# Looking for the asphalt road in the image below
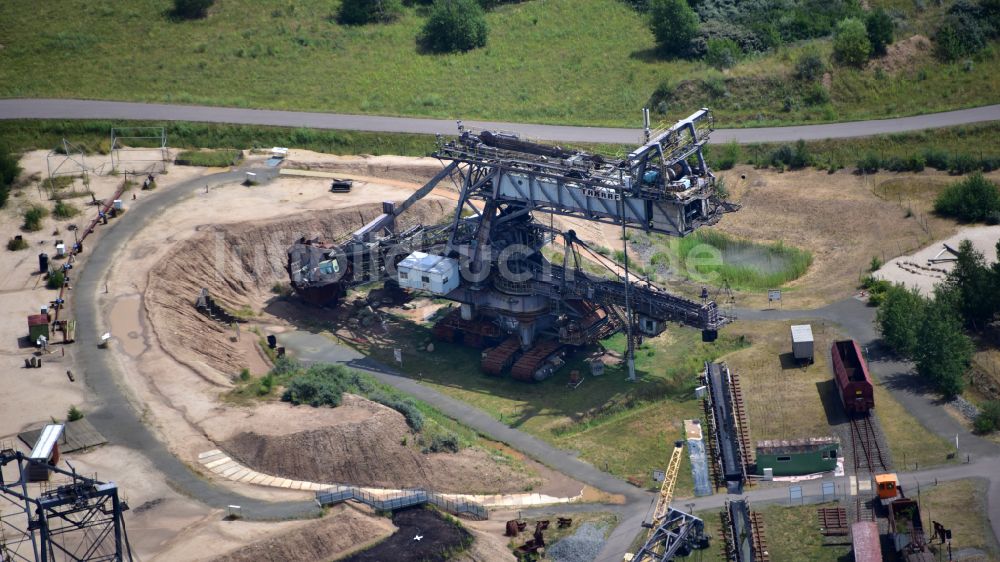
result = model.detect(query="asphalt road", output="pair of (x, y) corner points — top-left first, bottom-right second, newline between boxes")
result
(72, 167), (318, 520)
(1, 98), (999, 144)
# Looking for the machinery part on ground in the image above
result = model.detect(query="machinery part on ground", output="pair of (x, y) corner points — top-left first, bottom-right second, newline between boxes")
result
(704, 362), (748, 493)
(510, 339), (564, 381)
(481, 336), (521, 376)
(721, 498), (770, 562)
(0, 448), (135, 562)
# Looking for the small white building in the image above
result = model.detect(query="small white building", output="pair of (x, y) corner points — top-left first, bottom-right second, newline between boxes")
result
(397, 252), (459, 295)
(791, 324), (814, 364)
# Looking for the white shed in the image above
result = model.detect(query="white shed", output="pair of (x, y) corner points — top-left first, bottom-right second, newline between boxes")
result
(397, 252), (459, 295)
(790, 324), (814, 363)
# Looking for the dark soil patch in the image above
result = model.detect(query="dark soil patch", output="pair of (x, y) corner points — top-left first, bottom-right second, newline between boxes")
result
(344, 507), (472, 562)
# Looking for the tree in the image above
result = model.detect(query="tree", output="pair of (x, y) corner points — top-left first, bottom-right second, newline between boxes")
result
(833, 18), (871, 66)
(172, 0), (214, 19)
(914, 298), (974, 397)
(876, 284), (927, 357)
(865, 8), (894, 56)
(934, 3), (990, 61)
(939, 239), (1000, 329)
(649, 0), (700, 57)
(934, 173), (1000, 222)
(419, 0), (488, 53)
(338, 0), (403, 25)
(0, 144), (20, 209)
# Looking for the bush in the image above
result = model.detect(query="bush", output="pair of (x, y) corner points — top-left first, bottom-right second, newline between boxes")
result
(419, 0), (488, 53)
(22, 205), (48, 232)
(371, 393), (425, 431)
(833, 18), (872, 66)
(934, 12), (989, 61)
(712, 141), (741, 170)
(922, 148), (951, 170)
(423, 433), (460, 453)
(7, 237), (28, 251)
(705, 38), (741, 69)
(0, 145), (20, 209)
(52, 200), (79, 219)
(338, 0), (403, 25)
(649, 0), (700, 57)
(67, 405), (84, 422)
(934, 173), (1000, 222)
(948, 153), (979, 175)
(865, 8), (894, 56)
(47, 268), (64, 290)
(856, 153), (882, 173)
(973, 401), (1000, 434)
(172, 0), (214, 19)
(803, 83), (830, 106)
(794, 48), (826, 81)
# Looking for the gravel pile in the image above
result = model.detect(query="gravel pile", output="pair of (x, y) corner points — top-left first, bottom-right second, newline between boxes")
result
(547, 522), (610, 562)
(951, 396), (980, 421)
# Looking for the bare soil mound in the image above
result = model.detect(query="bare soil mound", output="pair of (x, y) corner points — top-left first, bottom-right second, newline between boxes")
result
(211, 504), (394, 562)
(145, 200), (448, 378)
(223, 394), (537, 494)
(284, 154), (444, 186)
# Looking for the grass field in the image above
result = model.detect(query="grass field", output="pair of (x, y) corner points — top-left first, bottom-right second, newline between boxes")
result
(1, 1), (998, 127)
(694, 501), (851, 562)
(345, 309), (747, 494)
(918, 479), (1000, 559)
(873, 382), (958, 470)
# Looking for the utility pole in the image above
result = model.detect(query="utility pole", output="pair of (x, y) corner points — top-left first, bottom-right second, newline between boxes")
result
(619, 171), (636, 382)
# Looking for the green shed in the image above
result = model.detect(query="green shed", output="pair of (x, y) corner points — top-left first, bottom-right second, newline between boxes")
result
(755, 437), (840, 476)
(28, 314), (49, 342)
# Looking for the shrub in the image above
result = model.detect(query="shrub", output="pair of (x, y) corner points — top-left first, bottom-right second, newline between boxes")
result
(338, 0), (403, 25)
(856, 153), (881, 173)
(371, 393), (425, 431)
(705, 38), (742, 69)
(712, 141), (741, 170)
(649, 0), (700, 57)
(7, 237), (28, 251)
(934, 12), (988, 61)
(833, 18), (872, 66)
(914, 298), (973, 397)
(172, 0), (214, 19)
(973, 401), (1000, 434)
(865, 8), (894, 56)
(0, 145), (20, 209)
(794, 48), (826, 81)
(948, 153), (979, 175)
(934, 173), (1000, 222)
(52, 200), (79, 219)
(803, 83), (830, 106)
(419, 0), (488, 53)
(22, 204), (48, 232)
(423, 433), (460, 453)
(47, 268), (64, 290)
(67, 405), (84, 422)
(922, 148), (950, 170)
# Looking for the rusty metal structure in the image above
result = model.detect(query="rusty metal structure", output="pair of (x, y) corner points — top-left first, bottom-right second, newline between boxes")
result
(287, 109), (737, 381)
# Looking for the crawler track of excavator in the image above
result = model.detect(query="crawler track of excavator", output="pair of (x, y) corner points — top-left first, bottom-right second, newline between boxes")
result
(432, 308), (501, 347)
(511, 339), (564, 382)
(482, 337), (522, 376)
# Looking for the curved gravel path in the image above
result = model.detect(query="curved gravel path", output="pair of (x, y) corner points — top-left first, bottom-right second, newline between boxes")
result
(1, 98), (998, 144)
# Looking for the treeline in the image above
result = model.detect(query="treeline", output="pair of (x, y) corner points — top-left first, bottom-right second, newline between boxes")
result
(0, 144), (20, 209)
(874, 240), (1000, 431)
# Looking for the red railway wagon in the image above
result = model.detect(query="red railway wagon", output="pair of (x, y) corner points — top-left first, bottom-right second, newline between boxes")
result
(831, 339), (874, 413)
(851, 521), (882, 562)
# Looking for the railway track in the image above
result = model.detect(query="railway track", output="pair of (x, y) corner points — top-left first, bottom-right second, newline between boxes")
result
(849, 413), (889, 475)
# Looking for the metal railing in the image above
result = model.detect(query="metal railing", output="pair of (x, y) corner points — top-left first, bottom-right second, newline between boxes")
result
(315, 486), (488, 520)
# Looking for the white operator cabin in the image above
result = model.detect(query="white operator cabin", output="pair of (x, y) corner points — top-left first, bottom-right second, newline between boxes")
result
(397, 252), (460, 295)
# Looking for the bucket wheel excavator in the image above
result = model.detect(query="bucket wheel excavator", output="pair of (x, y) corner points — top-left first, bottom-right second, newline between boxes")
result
(287, 108), (738, 380)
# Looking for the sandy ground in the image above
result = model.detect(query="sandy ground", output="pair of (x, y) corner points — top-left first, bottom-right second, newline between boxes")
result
(873, 224), (1000, 295)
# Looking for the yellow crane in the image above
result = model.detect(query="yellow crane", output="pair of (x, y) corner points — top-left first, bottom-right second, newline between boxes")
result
(624, 440), (693, 562)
